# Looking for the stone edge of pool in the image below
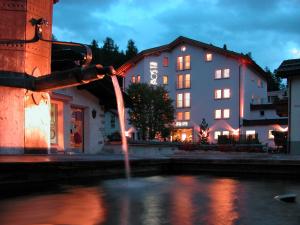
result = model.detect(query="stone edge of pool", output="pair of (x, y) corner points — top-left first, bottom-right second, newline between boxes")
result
(1, 155), (300, 186)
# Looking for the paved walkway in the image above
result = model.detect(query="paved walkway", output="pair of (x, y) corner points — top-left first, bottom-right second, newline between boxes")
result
(0, 151), (300, 163)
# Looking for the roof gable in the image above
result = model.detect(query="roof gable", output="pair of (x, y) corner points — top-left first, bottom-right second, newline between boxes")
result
(117, 36), (266, 79)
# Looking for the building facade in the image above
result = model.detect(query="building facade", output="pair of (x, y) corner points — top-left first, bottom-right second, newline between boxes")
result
(277, 59), (300, 154)
(118, 36), (287, 146)
(49, 87), (106, 154)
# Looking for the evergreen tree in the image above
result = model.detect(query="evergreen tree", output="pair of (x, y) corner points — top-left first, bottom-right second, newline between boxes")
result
(127, 83), (175, 140)
(265, 67), (282, 91)
(198, 118), (210, 144)
(125, 39), (138, 60)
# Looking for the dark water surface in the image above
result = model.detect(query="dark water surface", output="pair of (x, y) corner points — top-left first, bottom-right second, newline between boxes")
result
(0, 175), (300, 225)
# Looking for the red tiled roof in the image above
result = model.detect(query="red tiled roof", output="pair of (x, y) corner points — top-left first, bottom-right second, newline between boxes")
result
(117, 36), (267, 79)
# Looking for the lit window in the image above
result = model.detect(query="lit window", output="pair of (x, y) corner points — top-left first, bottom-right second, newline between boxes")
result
(177, 112), (183, 121)
(177, 56), (183, 70)
(184, 55), (191, 70)
(163, 75), (168, 85)
(181, 46), (186, 52)
(222, 131), (230, 136)
(223, 69), (230, 78)
(223, 89), (231, 98)
(185, 74), (191, 88)
(214, 89), (222, 99)
(206, 53), (212, 62)
(257, 79), (262, 88)
(223, 109), (230, 118)
(131, 75), (136, 83)
(137, 75), (141, 83)
(214, 131), (221, 140)
(184, 111), (190, 120)
(177, 74), (183, 89)
(246, 130), (256, 139)
(184, 93), (190, 107)
(163, 57), (169, 67)
(176, 93), (183, 108)
(215, 69), (222, 79)
(268, 130), (274, 139)
(215, 109), (222, 119)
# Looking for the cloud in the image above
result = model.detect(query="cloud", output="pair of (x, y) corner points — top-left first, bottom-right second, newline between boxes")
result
(53, 0), (300, 70)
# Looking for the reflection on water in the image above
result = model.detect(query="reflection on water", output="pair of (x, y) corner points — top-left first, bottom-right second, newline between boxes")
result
(0, 176), (300, 225)
(0, 187), (106, 225)
(208, 179), (239, 225)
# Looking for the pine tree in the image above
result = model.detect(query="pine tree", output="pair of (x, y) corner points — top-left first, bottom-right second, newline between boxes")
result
(125, 39), (138, 60)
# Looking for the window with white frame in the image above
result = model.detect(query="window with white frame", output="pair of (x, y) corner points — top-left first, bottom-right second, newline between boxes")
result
(184, 111), (190, 120)
(163, 75), (168, 85)
(246, 130), (256, 139)
(214, 131), (221, 140)
(215, 69), (222, 79)
(131, 75), (136, 83)
(177, 112), (183, 121)
(257, 79), (262, 88)
(223, 109), (230, 118)
(185, 74), (191, 88)
(223, 89), (231, 98)
(177, 56), (183, 70)
(177, 55), (191, 70)
(185, 55), (191, 70)
(137, 75), (141, 83)
(176, 93), (183, 108)
(223, 69), (230, 78)
(177, 74), (183, 89)
(268, 130), (274, 139)
(163, 57), (169, 67)
(222, 130), (230, 136)
(214, 89), (222, 99)
(206, 53), (212, 62)
(215, 109), (222, 119)
(184, 93), (190, 107)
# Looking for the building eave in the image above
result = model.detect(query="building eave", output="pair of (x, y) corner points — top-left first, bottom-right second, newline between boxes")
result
(276, 58), (300, 78)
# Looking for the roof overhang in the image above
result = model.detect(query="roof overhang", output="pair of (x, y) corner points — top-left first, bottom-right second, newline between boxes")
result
(276, 58), (300, 78)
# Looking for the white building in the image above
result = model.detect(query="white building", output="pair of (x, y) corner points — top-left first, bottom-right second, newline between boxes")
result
(277, 58), (300, 154)
(49, 87), (106, 154)
(118, 36), (287, 146)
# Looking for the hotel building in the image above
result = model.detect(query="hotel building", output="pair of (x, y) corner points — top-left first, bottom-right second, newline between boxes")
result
(118, 36), (287, 146)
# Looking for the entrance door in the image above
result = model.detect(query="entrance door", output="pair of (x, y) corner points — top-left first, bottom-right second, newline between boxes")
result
(172, 129), (193, 142)
(70, 107), (84, 152)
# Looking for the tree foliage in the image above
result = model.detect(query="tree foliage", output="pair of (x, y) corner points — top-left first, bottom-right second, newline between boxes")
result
(197, 118), (210, 144)
(125, 39), (138, 61)
(265, 67), (282, 91)
(90, 37), (138, 68)
(127, 83), (175, 140)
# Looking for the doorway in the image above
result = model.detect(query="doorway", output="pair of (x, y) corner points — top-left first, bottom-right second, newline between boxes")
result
(70, 107), (84, 152)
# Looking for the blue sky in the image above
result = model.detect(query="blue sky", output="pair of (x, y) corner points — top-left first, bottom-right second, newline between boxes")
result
(53, 0), (300, 71)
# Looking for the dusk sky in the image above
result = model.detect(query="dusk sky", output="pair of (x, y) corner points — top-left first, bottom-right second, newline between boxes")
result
(53, 0), (300, 71)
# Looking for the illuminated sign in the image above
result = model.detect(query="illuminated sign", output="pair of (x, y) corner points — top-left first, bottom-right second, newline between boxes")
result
(149, 62), (158, 85)
(175, 121), (188, 127)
